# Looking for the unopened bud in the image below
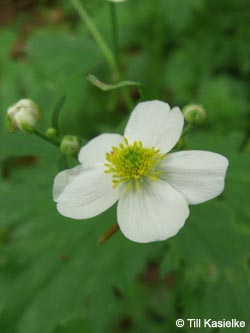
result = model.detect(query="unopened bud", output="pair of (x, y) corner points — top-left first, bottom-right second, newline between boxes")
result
(6, 99), (41, 133)
(46, 127), (58, 139)
(60, 135), (81, 157)
(182, 104), (206, 125)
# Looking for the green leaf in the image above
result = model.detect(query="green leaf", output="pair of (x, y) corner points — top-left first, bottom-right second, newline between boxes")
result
(86, 74), (142, 91)
(53, 316), (91, 333)
(87, 74), (158, 101)
(0, 143), (163, 333)
(160, 132), (250, 324)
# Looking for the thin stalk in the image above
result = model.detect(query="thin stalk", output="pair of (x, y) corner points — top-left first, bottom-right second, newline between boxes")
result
(182, 124), (192, 136)
(109, 2), (119, 66)
(108, 2), (133, 110)
(123, 90), (133, 110)
(33, 129), (60, 147)
(71, 0), (119, 76)
(71, 0), (133, 110)
(239, 129), (250, 152)
(98, 223), (119, 244)
(238, 112), (250, 152)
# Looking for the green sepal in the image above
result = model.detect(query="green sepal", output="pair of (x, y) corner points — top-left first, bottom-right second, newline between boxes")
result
(5, 115), (16, 133)
(18, 120), (35, 133)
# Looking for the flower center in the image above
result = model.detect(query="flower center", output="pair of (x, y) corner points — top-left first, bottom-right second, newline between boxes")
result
(104, 138), (166, 190)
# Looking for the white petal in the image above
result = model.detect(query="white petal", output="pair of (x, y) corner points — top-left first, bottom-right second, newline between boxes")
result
(124, 100), (184, 153)
(78, 133), (123, 165)
(159, 150), (229, 205)
(53, 165), (84, 201)
(117, 180), (189, 243)
(54, 165), (118, 219)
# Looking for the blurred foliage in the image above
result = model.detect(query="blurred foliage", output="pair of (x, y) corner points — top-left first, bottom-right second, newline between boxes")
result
(0, 0), (249, 332)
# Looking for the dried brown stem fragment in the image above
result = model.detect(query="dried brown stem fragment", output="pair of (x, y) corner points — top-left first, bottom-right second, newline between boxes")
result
(98, 223), (119, 244)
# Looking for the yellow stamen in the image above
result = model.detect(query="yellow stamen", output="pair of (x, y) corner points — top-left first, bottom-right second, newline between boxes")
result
(104, 138), (166, 190)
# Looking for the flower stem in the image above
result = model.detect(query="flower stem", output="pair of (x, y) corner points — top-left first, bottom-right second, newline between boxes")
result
(182, 124), (192, 136)
(238, 112), (250, 152)
(239, 129), (250, 152)
(98, 223), (119, 244)
(109, 2), (134, 110)
(109, 3), (119, 66)
(71, 0), (119, 77)
(71, 0), (133, 111)
(33, 129), (60, 147)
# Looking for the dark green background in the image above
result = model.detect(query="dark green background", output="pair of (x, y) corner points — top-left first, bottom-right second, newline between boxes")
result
(0, 1), (249, 332)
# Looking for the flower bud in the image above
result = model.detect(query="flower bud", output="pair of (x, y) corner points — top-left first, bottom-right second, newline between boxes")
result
(46, 127), (58, 139)
(182, 104), (206, 125)
(6, 99), (41, 133)
(60, 135), (81, 157)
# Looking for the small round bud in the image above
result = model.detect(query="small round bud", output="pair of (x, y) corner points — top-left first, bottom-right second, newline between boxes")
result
(182, 104), (206, 125)
(46, 127), (58, 139)
(6, 99), (41, 133)
(60, 135), (81, 157)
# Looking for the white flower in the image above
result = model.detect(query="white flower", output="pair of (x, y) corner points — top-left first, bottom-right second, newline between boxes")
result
(6, 99), (40, 133)
(53, 100), (229, 243)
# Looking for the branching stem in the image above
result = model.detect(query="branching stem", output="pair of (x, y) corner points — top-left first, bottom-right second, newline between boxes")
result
(33, 129), (60, 147)
(71, 0), (133, 110)
(71, 0), (119, 76)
